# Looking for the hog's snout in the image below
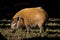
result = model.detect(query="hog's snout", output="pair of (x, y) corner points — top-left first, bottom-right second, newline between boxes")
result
(11, 23), (16, 29)
(10, 23), (17, 33)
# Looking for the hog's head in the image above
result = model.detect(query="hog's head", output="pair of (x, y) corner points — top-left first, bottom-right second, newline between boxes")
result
(10, 16), (24, 33)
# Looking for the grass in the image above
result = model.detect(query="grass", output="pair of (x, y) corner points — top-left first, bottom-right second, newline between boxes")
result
(0, 27), (60, 40)
(0, 18), (60, 40)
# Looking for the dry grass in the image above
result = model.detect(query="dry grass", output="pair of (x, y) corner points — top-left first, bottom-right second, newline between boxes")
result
(0, 28), (60, 40)
(0, 18), (60, 40)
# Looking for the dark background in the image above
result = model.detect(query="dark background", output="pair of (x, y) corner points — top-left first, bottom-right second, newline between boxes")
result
(0, 0), (60, 40)
(0, 0), (60, 19)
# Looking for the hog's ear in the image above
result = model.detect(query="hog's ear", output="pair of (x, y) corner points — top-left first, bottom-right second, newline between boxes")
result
(17, 16), (21, 21)
(17, 16), (24, 22)
(17, 17), (19, 20)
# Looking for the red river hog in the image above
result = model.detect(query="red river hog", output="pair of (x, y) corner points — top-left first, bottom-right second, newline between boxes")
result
(10, 7), (48, 33)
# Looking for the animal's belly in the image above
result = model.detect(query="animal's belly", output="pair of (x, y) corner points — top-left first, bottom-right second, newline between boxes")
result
(31, 24), (37, 27)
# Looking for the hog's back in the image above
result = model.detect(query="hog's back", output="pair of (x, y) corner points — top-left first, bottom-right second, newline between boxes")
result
(13, 7), (48, 25)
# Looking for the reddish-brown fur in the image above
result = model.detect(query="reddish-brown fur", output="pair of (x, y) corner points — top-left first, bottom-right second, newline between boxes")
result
(10, 7), (48, 33)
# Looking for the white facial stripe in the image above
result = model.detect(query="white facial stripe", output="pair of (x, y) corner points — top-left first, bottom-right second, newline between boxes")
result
(12, 23), (16, 26)
(11, 23), (16, 29)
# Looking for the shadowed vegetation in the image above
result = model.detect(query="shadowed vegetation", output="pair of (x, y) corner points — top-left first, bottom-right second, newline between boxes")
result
(0, 18), (60, 40)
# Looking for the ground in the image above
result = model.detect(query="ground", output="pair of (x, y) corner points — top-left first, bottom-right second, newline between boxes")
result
(0, 28), (60, 40)
(0, 18), (60, 40)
